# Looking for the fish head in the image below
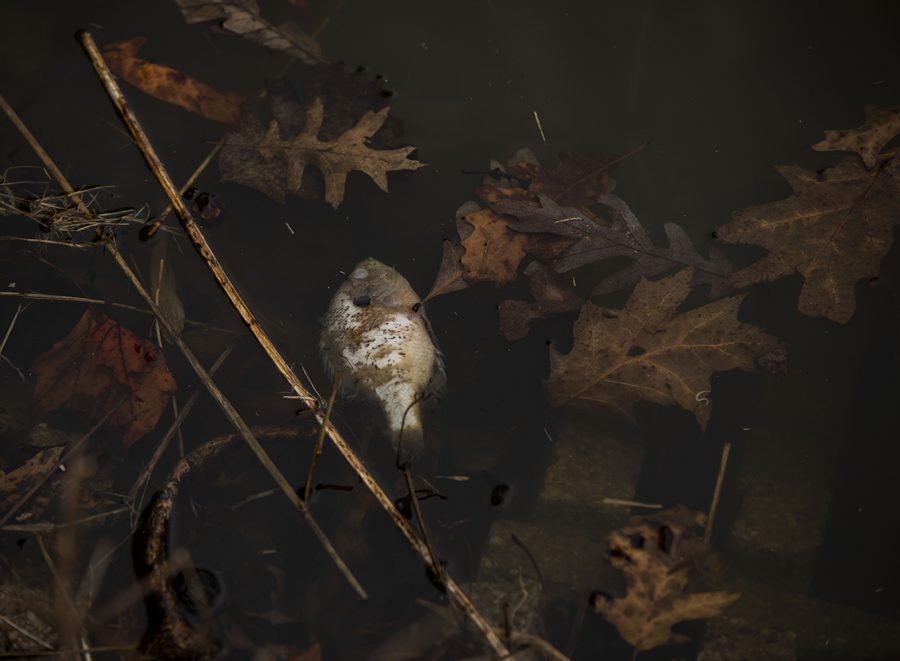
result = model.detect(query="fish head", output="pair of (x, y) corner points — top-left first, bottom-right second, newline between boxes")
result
(345, 257), (420, 309)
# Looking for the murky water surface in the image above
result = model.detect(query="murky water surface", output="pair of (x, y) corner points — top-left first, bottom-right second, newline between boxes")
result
(1, 2), (899, 659)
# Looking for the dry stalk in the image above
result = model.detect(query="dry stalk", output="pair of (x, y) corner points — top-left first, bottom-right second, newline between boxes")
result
(79, 29), (509, 656)
(704, 441), (732, 544)
(302, 374), (340, 502)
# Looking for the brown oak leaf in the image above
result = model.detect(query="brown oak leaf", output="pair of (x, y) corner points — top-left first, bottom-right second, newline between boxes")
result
(32, 310), (177, 449)
(456, 205), (529, 285)
(546, 268), (782, 428)
(592, 507), (739, 653)
(812, 106), (900, 169)
(717, 156), (900, 324)
(103, 37), (243, 124)
(219, 97), (425, 208)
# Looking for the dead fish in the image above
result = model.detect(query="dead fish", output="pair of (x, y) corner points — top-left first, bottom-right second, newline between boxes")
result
(321, 258), (445, 464)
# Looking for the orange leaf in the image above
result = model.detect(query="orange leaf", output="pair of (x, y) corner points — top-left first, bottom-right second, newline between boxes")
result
(103, 37), (243, 124)
(32, 310), (177, 449)
(459, 208), (528, 285)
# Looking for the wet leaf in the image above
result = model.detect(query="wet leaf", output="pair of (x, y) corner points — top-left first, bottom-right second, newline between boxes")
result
(547, 269), (782, 428)
(103, 37), (243, 124)
(422, 239), (468, 303)
(592, 507), (739, 653)
(498, 263), (582, 340)
(456, 205), (529, 285)
(31, 310), (177, 449)
(219, 97), (424, 208)
(496, 194), (734, 298)
(175, 0), (324, 65)
(717, 156), (900, 324)
(0, 447), (64, 518)
(812, 106), (900, 168)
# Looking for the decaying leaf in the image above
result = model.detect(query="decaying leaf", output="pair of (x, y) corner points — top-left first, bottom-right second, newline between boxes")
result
(175, 0), (324, 65)
(32, 310), (177, 449)
(592, 507), (739, 653)
(150, 237), (186, 340)
(717, 156), (900, 324)
(456, 205), (529, 285)
(498, 263), (582, 340)
(219, 97), (424, 208)
(422, 239), (468, 303)
(103, 37), (243, 124)
(547, 268), (782, 428)
(496, 194), (734, 298)
(812, 106), (900, 168)
(0, 447), (64, 520)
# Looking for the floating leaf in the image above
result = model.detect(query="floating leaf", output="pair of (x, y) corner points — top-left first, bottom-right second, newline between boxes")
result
(103, 37), (243, 124)
(457, 205), (529, 285)
(547, 269), (781, 428)
(219, 97), (424, 208)
(422, 239), (468, 303)
(592, 507), (739, 653)
(498, 263), (582, 340)
(812, 106), (900, 168)
(175, 0), (324, 65)
(32, 310), (177, 449)
(717, 156), (900, 324)
(495, 194), (734, 298)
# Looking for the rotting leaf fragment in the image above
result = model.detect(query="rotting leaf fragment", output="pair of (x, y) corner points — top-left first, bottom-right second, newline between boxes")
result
(812, 106), (900, 169)
(546, 268), (782, 428)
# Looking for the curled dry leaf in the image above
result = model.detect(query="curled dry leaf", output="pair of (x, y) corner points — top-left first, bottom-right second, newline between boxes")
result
(498, 263), (582, 340)
(812, 106), (900, 169)
(175, 0), (324, 65)
(547, 268), (782, 428)
(717, 156), (900, 324)
(32, 310), (177, 449)
(592, 506), (739, 653)
(220, 97), (425, 208)
(103, 37), (243, 124)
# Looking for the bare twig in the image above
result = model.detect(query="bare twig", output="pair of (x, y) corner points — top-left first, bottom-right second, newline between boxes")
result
(156, 138), (223, 225)
(601, 498), (664, 509)
(704, 441), (732, 544)
(302, 375), (339, 502)
(80, 29), (508, 656)
(0, 614), (54, 651)
(1, 507), (131, 534)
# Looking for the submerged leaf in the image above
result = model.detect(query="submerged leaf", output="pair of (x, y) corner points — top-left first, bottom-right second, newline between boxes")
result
(103, 37), (243, 124)
(498, 263), (582, 340)
(592, 507), (739, 652)
(717, 156), (900, 323)
(547, 269), (781, 428)
(422, 239), (468, 303)
(219, 97), (425, 208)
(175, 0), (324, 64)
(457, 206), (529, 285)
(32, 310), (177, 448)
(812, 106), (900, 168)
(495, 194), (734, 298)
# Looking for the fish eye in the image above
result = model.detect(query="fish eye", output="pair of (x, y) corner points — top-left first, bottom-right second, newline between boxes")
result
(351, 267), (369, 280)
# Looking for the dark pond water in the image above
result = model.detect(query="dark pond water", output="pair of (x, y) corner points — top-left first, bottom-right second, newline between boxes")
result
(1, 1), (900, 659)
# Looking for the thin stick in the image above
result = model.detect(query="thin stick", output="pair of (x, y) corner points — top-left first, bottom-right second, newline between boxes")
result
(0, 290), (235, 332)
(0, 95), (82, 206)
(0, 303), (25, 355)
(497, 629), (573, 661)
(128, 341), (236, 515)
(302, 375), (339, 502)
(106, 243), (366, 600)
(0, 614), (54, 651)
(2, 87), (366, 603)
(403, 467), (445, 585)
(704, 441), (732, 544)
(156, 138), (223, 224)
(1, 507), (131, 534)
(601, 498), (664, 509)
(80, 29), (508, 656)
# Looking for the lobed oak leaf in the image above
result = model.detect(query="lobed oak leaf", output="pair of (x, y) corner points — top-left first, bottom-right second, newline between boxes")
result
(546, 268), (782, 428)
(495, 194), (734, 298)
(103, 37), (243, 124)
(717, 156), (900, 324)
(219, 97), (425, 208)
(592, 507), (739, 653)
(31, 310), (177, 449)
(812, 106), (900, 169)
